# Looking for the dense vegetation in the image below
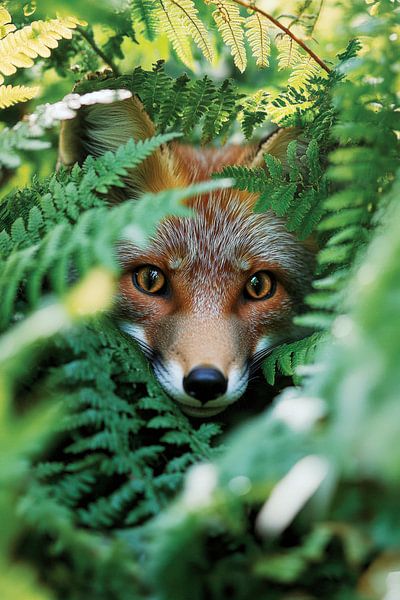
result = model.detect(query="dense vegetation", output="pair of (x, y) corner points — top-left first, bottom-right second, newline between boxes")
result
(0, 0), (399, 599)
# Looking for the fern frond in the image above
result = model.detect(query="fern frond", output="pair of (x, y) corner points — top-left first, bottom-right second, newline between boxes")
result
(285, 189), (314, 233)
(181, 75), (216, 132)
(209, 0), (247, 72)
(276, 34), (302, 70)
(131, 0), (158, 41)
(255, 182), (297, 217)
(245, 12), (270, 68)
(155, 0), (194, 68)
(263, 333), (325, 386)
(202, 78), (238, 142)
(158, 73), (189, 130)
(217, 164), (269, 193)
(169, 0), (215, 62)
(287, 56), (320, 89)
(240, 90), (269, 138)
(0, 16), (81, 84)
(138, 60), (173, 119)
(0, 84), (39, 109)
(222, 138), (326, 239)
(0, 7), (16, 39)
(266, 87), (313, 124)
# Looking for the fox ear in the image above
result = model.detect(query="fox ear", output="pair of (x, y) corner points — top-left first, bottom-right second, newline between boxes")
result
(248, 126), (307, 171)
(58, 94), (188, 197)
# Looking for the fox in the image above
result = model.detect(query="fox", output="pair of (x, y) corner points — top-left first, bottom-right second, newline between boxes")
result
(59, 92), (315, 418)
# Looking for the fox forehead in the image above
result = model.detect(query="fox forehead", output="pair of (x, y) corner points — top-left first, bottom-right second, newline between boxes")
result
(118, 194), (314, 302)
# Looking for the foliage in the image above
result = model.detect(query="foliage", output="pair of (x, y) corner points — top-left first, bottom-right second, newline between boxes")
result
(0, 6), (81, 109)
(0, 0), (399, 599)
(73, 61), (243, 143)
(0, 132), (229, 541)
(141, 167), (400, 600)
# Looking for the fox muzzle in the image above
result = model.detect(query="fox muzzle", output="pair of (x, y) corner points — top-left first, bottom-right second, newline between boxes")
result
(183, 366), (228, 404)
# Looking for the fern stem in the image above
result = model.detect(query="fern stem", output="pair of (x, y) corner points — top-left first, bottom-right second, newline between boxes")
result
(77, 26), (120, 76)
(231, 0), (331, 73)
(307, 0), (324, 37)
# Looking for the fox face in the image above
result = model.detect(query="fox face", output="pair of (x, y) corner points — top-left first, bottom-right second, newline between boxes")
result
(60, 94), (314, 417)
(117, 196), (313, 416)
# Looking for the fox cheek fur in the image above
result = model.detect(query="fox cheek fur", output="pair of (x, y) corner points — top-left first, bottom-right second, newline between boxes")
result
(59, 93), (315, 417)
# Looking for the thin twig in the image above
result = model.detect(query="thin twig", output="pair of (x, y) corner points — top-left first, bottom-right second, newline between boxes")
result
(231, 0), (331, 73)
(77, 26), (120, 76)
(309, 0), (324, 37)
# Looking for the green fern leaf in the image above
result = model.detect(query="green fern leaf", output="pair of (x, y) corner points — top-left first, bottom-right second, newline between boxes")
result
(324, 189), (364, 211)
(81, 132), (180, 194)
(325, 226), (363, 246)
(182, 76), (216, 132)
(264, 154), (284, 181)
(158, 73), (189, 131)
(285, 189), (314, 233)
(131, 0), (158, 40)
(217, 164), (268, 193)
(139, 61), (173, 119)
(202, 78), (239, 142)
(240, 90), (269, 138)
(318, 243), (354, 266)
(318, 208), (365, 231)
(255, 182), (297, 216)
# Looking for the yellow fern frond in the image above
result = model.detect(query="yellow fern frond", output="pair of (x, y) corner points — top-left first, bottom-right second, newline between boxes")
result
(0, 84), (39, 109)
(0, 7), (16, 39)
(287, 56), (320, 89)
(276, 34), (302, 70)
(245, 12), (270, 68)
(169, 0), (215, 62)
(0, 16), (81, 84)
(155, 0), (194, 68)
(208, 0), (246, 72)
(266, 97), (313, 124)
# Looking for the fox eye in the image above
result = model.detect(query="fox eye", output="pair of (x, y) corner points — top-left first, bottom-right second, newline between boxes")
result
(133, 265), (167, 295)
(244, 271), (276, 300)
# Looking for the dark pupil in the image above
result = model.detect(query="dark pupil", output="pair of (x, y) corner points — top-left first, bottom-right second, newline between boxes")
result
(145, 268), (159, 291)
(250, 274), (263, 296)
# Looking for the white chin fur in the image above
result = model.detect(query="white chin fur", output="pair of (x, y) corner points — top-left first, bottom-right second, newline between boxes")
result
(153, 360), (249, 415)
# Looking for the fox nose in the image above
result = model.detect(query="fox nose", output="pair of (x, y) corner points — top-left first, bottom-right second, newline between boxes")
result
(183, 367), (228, 404)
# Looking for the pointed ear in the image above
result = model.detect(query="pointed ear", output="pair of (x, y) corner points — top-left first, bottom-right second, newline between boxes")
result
(248, 126), (307, 171)
(58, 94), (188, 197)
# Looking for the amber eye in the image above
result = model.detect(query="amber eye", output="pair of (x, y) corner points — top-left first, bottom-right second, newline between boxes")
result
(244, 271), (276, 300)
(133, 265), (167, 295)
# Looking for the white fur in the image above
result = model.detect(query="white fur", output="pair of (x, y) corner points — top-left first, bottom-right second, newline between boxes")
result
(254, 335), (274, 355)
(120, 322), (148, 346)
(154, 359), (249, 414)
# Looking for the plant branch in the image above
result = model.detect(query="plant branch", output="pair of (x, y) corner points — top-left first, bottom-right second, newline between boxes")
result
(77, 26), (120, 76)
(231, 0), (331, 73)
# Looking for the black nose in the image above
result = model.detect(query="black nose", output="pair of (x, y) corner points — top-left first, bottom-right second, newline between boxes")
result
(183, 367), (228, 404)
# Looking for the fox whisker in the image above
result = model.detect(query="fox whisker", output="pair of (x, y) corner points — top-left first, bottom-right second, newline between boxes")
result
(135, 338), (156, 361)
(249, 338), (291, 374)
